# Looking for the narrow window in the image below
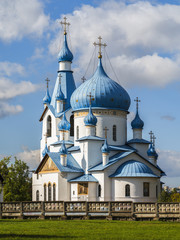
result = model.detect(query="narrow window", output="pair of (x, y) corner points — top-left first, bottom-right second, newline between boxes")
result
(47, 116), (52, 137)
(76, 126), (79, 139)
(70, 115), (74, 136)
(36, 190), (39, 201)
(48, 183), (51, 201)
(53, 183), (56, 201)
(98, 184), (101, 197)
(125, 184), (130, 197)
(113, 125), (117, 141)
(143, 182), (150, 197)
(156, 185), (158, 198)
(44, 184), (46, 201)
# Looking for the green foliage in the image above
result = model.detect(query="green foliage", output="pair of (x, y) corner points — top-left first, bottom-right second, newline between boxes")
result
(158, 189), (180, 202)
(0, 157), (32, 202)
(171, 192), (180, 202)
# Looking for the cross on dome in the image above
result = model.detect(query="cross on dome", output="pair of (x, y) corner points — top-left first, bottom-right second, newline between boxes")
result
(149, 131), (153, 142)
(81, 76), (86, 83)
(152, 134), (156, 147)
(45, 77), (50, 89)
(134, 97), (141, 111)
(60, 17), (70, 35)
(103, 126), (109, 139)
(87, 92), (94, 106)
(93, 36), (107, 59)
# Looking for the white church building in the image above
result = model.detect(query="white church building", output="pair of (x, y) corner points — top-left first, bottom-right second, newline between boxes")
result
(32, 18), (165, 203)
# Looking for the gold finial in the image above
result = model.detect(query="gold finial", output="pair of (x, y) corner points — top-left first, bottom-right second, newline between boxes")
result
(81, 76), (86, 83)
(134, 97), (141, 111)
(93, 36), (107, 58)
(45, 77), (50, 89)
(103, 126), (109, 139)
(60, 16), (70, 35)
(58, 73), (62, 85)
(149, 131), (153, 142)
(152, 134), (156, 147)
(87, 92), (94, 106)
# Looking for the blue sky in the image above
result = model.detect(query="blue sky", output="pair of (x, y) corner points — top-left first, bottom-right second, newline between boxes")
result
(0, 0), (180, 187)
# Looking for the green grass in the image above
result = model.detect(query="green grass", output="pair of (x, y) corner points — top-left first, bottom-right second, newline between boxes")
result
(0, 219), (180, 240)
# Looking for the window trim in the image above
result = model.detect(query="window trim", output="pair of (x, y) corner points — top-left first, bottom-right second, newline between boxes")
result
(143, 182), (150, 197)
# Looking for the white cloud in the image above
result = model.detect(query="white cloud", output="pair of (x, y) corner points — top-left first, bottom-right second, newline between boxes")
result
(49, 1), (180, 87)
(31, 48), (44, 60)
(161, 115), (175, 121)
(0, 61), (25, 77)
(16, 147), (40, 170)
(0, 0), (49, 42)
(0, 101), (23, 118)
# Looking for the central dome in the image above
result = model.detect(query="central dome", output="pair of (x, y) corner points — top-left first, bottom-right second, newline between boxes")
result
(70, 58), (130, 111)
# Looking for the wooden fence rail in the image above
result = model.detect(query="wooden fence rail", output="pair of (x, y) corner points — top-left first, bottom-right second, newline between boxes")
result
(0, 201), (179, 220)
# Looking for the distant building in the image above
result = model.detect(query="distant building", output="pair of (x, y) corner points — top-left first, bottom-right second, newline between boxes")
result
(32, 18), (165, 202)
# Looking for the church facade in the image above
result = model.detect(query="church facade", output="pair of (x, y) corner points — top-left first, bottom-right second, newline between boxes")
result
(32, 18), (165, 203)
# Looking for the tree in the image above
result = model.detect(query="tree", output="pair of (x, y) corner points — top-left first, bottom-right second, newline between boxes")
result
(171, 192), (180, 202)
(158, 190), (172, 202)
(0, 157), (32, 202)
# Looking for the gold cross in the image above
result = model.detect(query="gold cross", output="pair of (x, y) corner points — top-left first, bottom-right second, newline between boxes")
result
(81, 76), (86, 83)
(87, 92), (94, 106)
(93, 36), (107, 58)
(60, 17), (70, 35)
(58, 73), (62, 85)
(152, 134), (156, 147)
(134, 97), (141, 111)
(45, 77), (50, 89)
(149, 131), (153, 142)
(103, 127), (109, 139)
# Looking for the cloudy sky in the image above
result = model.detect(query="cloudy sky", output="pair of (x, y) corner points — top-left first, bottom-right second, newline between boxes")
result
(0, 0), (180, 187)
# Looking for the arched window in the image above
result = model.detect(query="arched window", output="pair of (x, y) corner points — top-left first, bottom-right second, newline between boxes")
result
(36, 190), (39, 201)
(48, 183), (51, 201)
(98, 184), (101, 197)
(70, 115), (74, 136)
(113, 125), (117, 141)
(47, 116), (52, 137)
(44, 184), (46, 201)
(53, 183), (56, 201)
(125, 184), (130, 197)
(76, 126), (79, 139)
(143, 182), (150, 197)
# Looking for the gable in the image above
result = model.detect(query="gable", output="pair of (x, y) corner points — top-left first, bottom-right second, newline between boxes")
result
(38, 156), (59, 173)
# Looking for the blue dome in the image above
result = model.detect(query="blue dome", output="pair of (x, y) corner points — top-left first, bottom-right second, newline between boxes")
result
(147, 143), (158, 159)
(84, 105), (97, 126)
(43, 88), (51, 105)
(131, 111), (144, 129)
(58, 113), (71, 131)
(56, 79), (64, 101)
(58, 34), (73, 62)
(70, 58), (131, 111)
(101, 139), (110, 153)
(59, 141), (67, 155)
(110, 160), (157, 177)
(42, 144), (49, 157)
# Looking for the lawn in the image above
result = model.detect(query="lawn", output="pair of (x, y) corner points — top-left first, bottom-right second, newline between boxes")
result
(0, 219), (180, 240)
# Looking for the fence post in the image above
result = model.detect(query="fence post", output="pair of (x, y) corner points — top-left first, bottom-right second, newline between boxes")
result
(40, 201), (45, 219)
(0, 202), (2, 219)
(106, 202), (112, 220)
(154, 202), (159, 220)
(61, 201), (67, 220)
(19, 202), (24, 219)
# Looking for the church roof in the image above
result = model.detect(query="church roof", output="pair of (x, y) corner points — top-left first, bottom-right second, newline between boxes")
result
(58, 33), (73, 62)
(68, 174), (98, 182)
(70, 58), (131, 111)
(76, 136), (105, 142)
(127, 139), (151, 144)
(51, 140), (74, 146)
(109, 160), (158, 178)
(131, 111), (144, 129)
(42, 144), (49, 157)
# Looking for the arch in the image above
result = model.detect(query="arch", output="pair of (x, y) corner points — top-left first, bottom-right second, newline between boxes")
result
(48, 183), (51, 201)
(36, 190), (39, 201)
(47, 115), (52, 137)
(125, 184), (130, 197)
(53, 183), (56, 201)
(76, 126), (79, 139)
(113, 125), (117, 141)
(70, 115), (74, 136)
(44, 184), (46, 201)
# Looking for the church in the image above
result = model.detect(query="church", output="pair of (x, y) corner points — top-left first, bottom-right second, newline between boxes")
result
(32, 17), (165, 203)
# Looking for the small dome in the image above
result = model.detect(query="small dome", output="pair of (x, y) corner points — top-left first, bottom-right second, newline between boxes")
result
(42, 144), (49, 157)
(56, 81), (64, 101)
(59, 141), (67, 155)
(43, 88), (51, 105)
(70, 58), (131, 111)
(147, 143), (158, 159)
(84, 105), (97, 126)
(58, 113), (71, 131)
(110, 160), (157, 177)
(131, 111), (144, 129)
(58, 34), (73, 62)
(101, 139), (110, 153)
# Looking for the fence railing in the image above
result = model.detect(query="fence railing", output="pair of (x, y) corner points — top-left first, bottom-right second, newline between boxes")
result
(0, 201), (179, 220)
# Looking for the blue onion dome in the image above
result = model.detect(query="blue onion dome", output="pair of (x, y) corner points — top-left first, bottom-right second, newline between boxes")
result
(43, 88), (51, 105)
(111, 160), (157, 177)
(58, 113), (71, 131)
(131, 110), (144, 129)
(70, 58), (131, 111)
(101, 139), (110, 153)
(42, 144), (49, 157)
(59, 141), (67, 155)
(84, 105), (97, 126)
(147, 143), (158, 159)
(56, 82), (64, 101)
(58, 33), (73, 62)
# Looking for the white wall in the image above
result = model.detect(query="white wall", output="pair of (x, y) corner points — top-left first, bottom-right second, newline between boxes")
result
(70, 182), (97, 201)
